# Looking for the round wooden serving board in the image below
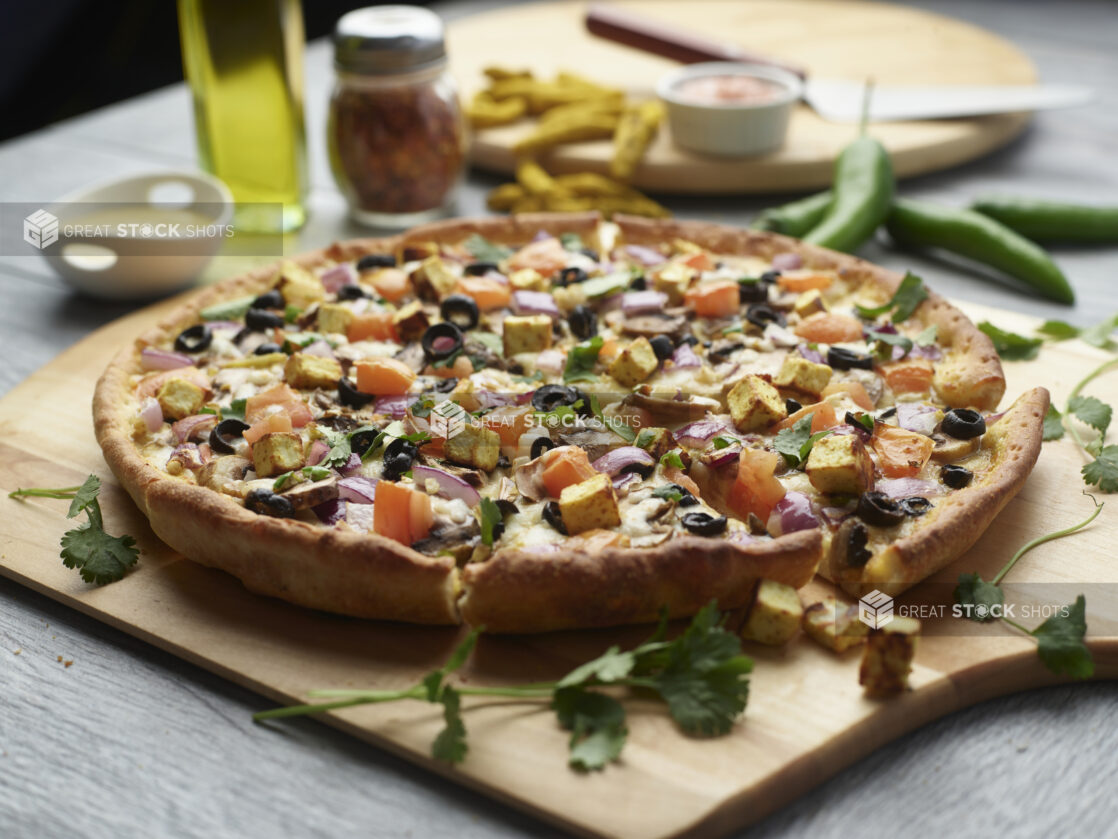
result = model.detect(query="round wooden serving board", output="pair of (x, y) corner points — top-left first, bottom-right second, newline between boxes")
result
(448, 0), (1037, 194)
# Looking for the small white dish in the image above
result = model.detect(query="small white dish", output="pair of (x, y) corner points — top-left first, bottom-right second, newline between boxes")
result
(40, 170), (234, 300)
(656, 62), (803, 157)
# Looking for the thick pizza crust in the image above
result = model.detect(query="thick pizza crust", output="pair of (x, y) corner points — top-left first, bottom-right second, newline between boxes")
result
(93, 213), (1040, 632)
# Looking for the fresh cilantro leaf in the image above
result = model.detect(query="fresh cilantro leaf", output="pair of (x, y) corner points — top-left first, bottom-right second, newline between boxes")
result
(559, 232), (585, 252)
(557, 646), (636, 689)
(478, 497), (503, 546)
(799, 429), (834, 463)
(1079, 314), (1118, 350)
(564, 336), (604, 383)
(1082, 446), (1118, 493)
(401, 431), (432, 445)
(712, 435), (741, 450)
(432, 348), (463, 369)
(431, 685), (468, 764)
(660, 449), (685, 469)
(60, 520), (139, 585)
(915, 325), (938, 346)
(1069, 395), (1112, 436)
(1032, 595), (1093, 679)
(221, 398), (247, 423)
(953, 572), (1005, 622)
(774, 415), (813, 467)
(1037, 319), (1080, 341)
(865, 326), (913, 357)
(284, 304), (302, 324)
(512, 370), (545, 384)
(272, 465), (332, 492)
(586, 393), (636, 443)
(722, 325), (743, 336)
(580, 273), (630, 299)
(552, 687), (627, 771)
(200, 295), (255, 322)
(651, 484), (683, 502)
(423, 628), (481, 701)
(66, 474), (102, 519)
(1042, 405), (1066, 441)
(855, 272), (927, 323)
(464, 234), (512, 263)
(198, 407), (217, 415)
(978, 322), (1042, 361)
(469, 331), (503, 353)
(410, 397), (435, 419)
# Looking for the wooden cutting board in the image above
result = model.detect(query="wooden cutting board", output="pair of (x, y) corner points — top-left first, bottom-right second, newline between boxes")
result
(448, 0), (1037, 194)
(2, 293), (1116, 839)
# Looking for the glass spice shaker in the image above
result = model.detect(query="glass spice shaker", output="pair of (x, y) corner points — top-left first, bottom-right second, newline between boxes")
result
(328, 5), (467, 228)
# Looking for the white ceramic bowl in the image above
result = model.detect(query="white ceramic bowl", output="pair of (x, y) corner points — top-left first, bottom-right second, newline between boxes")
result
(41, 170), (234, 300)
(656, 62), (803, 157)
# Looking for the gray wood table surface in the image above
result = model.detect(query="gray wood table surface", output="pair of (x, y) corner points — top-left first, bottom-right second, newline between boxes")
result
(3, 1), (1117, 837)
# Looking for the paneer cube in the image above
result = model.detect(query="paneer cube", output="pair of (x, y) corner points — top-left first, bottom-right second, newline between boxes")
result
(740, 580), (804, 646)
(276, 260), (324, 308)
(634, 427), (675, 460)
(284, 352), (342, 390)
(774, 354), (833, 397)
(392, 300), (430, 342)
(802, 595), (868, 653)
(156, 377), (205, 421)
(316, 302), (355, 336)
(503, 315), (554, 357)
(859, 616), (921, 696)
(410, 256), (459, 299)
(400, 241), (438, 262)
(793, 289), (827, 318)
(805, 433), (874, 496)
(252, 431), (305, 478)
(652, 263), (695, 303)
(443, 422), (502, 471)
(559, 473), (621, 535)
(609, 336), (659, 387)
(727, 374), (787, 432)
(509, 268), (547, 291)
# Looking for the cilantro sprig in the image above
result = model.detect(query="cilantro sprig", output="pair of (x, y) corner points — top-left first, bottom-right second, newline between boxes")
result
(1044, 358), (1118, 492)
(774, 415), (833, 468)
(977, 321), (1042, 361)
(954, 494), (1102, 678)
(254, 602), (753, 771)
(9, 474), (139, 585)
(855, 272), (927, 323)
(564, 336), (604, 384)
(464, 234), (513, 263)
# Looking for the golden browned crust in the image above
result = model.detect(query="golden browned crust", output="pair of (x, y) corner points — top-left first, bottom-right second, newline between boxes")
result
(459, 529), (821, 633)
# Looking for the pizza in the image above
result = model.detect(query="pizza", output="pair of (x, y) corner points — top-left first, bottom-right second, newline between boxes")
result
(93, 213), (1047, 633)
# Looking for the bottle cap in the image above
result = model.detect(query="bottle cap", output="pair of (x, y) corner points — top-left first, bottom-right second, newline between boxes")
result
(334, 5), (447, 75)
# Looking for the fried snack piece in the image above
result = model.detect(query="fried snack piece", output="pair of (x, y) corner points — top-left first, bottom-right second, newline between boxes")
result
(538, 97), (625, 126)
(482, 66), (533, 82)
(513, 114), (620, 154)
(611, 100), (665, 181)
(516, 159), (567, 196)
(467, 91), (527, 128)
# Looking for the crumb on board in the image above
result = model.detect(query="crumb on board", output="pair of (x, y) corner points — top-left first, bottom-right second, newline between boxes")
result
(55, 655), (73, 667)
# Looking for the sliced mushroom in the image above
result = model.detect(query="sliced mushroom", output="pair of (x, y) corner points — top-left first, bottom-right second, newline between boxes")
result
(620, 312), (688, 342)
(624, 391), (713, 425)
(930, 433), (981, 463)
(555, 427), (619, 462)
(412, 521), (480, 563)
(315, 413), (360, 433)
(393, 342), (428, 373)
(198, 455), (252, 495)
(418, 454), (485, 487)
(514, 455), (548, 502)
(279, 477), (339, 510)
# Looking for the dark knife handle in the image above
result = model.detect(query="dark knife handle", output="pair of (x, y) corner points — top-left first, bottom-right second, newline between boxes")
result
(585, 3), (807, 79)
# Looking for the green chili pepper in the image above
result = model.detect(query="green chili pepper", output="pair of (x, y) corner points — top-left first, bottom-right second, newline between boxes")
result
(886, 198), (1076, 304)
(752, 190), (832, 238)
(802, 136), (894, 253)
(971, 196), (1118, 243)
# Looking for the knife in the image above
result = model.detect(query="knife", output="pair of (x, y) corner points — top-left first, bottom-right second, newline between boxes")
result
(585, 4), (1094, 122)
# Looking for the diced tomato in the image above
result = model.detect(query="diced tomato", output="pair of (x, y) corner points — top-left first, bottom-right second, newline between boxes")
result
(684, 280), (740, 318)
(680, 251), (715, 272)
(509, 237), (567, 276)
(481, 405), (533, 449)
(872, 424), (935, 478)
(455, 276), (512, 310)
(598, 338), (621, 363)
(368, 268), (411, 302)
(881, 358), (935, 394)
(728, 449), (786, 522)
(373, 481), (433, 545)
(541, 446), (598, 497)
(424, 354), (474, 380)
(821, 381), (875, 411)
(355, 358), (417, 396)
(793, 313), (864, 344)
(243, 412), (293, 445)
(777, 270), (834, 293)
(775, 400), (837, 433)
(347, 311), (397, 343)
(245, 383), (312, 427)
(137, 366), (210, 399)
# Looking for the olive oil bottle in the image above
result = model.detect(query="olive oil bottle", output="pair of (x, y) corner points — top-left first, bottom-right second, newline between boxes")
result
(178, 0), (308, 232)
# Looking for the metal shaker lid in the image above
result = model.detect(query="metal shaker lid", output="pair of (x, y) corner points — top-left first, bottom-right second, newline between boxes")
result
(334, 5), (447, 75)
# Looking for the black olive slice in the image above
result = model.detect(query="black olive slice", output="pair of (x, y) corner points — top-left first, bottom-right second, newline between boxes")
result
(899, 496), (933, 516)
(349, 429), (382, 459)
(738, 280), (768, 304)
(432, 377), (459, 393)
(209, 418), (250, 454)
(760, 270), (781, 284)
(356, 253), (396, 271)
(338, 376), (375, 408)
(336, 283), (370, 301)
(744, 302), (785, 330)
(255, 342), (283, 355)
(847, 521), (872, 566)
(619, 461), (655, 480)
(942, 409), (986, 440)
(629, 274), (648, 291)
(495, 499), (519, 517)
(530, 436), (556, 459)
(659, 483), (699, 506)
(785, 397), (803, 414)
(678, 334), (699, 347)
(556, 266), (588, 286)
(421, 322), (464, 363)
(245, 309), (285, 332)
(543, 500), (567, 534)
(463, 261), (499, 276)
(856, 491), (906, 527)
(680, 511), (728, 536)
(941, 464), (973, 489)
(568, 304), (598, 340)
(827, 346), (874, 370)
(439, 294), (480, 331)
(382, 437), (419, 480)
(845, 411), (874, 433)
(531, 384), (580, 413)
(174, 324), (213, 354)
(244, 488), (295, 518)
(251, 289), (284, 310)
(649, 335), (674, 361)
(877, 406), (897, 419)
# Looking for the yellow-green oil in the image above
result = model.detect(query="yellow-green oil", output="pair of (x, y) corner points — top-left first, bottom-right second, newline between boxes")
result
(178, 0), (308, 232)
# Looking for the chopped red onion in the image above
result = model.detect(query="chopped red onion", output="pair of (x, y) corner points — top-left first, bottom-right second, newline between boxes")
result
(621, 290), (668, 315)
(205, 321), (244, 332)
(375, 395), (412, 418)
(797, 343), (824, 364)
(704, 447), (741, 469)
(139, 397), (163, 432)
(876, 477), (942, 499)
(774, 491), (820, 534)
(675, 416), (732, 447)
(338, 453), (363, 476)
(771, 253), (803, 271)
(411, 465), (481, 506)
(167, 442), (202, 471)
(623, 244), (667, 266)
(306, 440), (330, 466)
(820, 503), (856, 528)
(985, 411), (1005, 425)
(432, 335), (457, 353)
(910, 344), (943, 361)
(895, 403), (940, 436)
(512, 290), (560, 318)
(172, 413), (217, 444)
(612, 471), (641, 492)
(531, 230), (551, 243)
(482, 270), (509, 285)
(346, 501), (375, 531)
(141, 347), (194, 371)
(476, 390), (517, 409)
(320, 263), (357, 293)
(592, 446), (654, 477)
(301, 340), (335, 359)
(671, 343), (702, 368)
(337, 476), (378, 504)
(314, 498), (348, 525)
(765, 324), (801, 348)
